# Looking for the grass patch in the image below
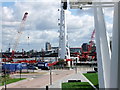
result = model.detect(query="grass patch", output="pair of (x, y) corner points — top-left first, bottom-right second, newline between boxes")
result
(0, 77), (26, 86)
(83, 73), (99, 88)
(62, 82), (94, 90)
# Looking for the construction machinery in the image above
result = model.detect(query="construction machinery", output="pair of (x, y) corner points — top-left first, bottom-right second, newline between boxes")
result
(88, 29), (95, 53)
(3, 12), (28, 62)
(80, 29), (96, 61)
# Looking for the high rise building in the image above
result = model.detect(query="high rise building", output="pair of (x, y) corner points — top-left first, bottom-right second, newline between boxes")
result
(82, 43), (88, 52)
(45, 42), (51, 51)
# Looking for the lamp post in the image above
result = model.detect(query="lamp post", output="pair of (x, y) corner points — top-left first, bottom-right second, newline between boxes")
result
(49, 58), (52, 85)
(75, 58), (77, 74)
(50, 66), (52, 85)
(20, 67), (22, 79)
(19, 63), (22, 79)
(4, 61), (7, 90)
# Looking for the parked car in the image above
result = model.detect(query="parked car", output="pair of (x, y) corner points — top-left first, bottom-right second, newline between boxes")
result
(27, 65), (38, 70)
(37, 62), (49, 70)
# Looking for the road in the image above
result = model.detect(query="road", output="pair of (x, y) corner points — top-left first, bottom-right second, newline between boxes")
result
(7, 69), (75, 88)
(0, 66), (94, 89)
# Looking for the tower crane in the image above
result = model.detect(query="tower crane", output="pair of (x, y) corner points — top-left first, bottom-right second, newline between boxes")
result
(3, 12), (28, 62)
(11, 12), (28, 58)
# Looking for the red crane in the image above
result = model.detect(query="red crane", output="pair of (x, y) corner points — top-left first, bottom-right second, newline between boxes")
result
(3, 12), (28, 62)
(80, 29), (95, 61)
(13, 12), (28, 52)
(88, 29), (95, 53)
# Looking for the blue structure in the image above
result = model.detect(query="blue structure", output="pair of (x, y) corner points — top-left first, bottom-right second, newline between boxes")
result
(2, 63), (28, 73)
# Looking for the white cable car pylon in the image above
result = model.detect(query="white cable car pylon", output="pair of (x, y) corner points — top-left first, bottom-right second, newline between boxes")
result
(69, 0), (120, 88)
(58, 0), (70, 60)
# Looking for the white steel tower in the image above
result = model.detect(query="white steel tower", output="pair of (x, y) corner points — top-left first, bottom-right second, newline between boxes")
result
(58, 0), (70, 59)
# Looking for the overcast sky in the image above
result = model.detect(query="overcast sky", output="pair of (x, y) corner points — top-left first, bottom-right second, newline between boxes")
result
(0, 0), (113, 52)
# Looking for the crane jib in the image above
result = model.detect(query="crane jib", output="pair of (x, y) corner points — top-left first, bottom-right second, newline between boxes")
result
(22, 12), (28, 21)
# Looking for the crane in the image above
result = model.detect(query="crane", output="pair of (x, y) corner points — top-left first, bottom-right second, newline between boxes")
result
(3, 12), (28, 62)
(80, 29), (95, 61)
(88, 29), (95, 53)
(88, 29), (96, 61)
(13, 12), (28, 52)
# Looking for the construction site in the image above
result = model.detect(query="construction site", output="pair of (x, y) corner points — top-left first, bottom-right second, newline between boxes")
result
(0, 1), (97, 74)
(0, 0), (120, 89)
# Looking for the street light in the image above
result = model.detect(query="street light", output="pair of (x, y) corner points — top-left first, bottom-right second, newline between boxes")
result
(20, 65), (22, 79)
(75, 58), (77, 74)
(1, 53), (7, 90)
(2, 57), (7, 90)
(49, 58), (52, 85)
(4, 61), (7, 90)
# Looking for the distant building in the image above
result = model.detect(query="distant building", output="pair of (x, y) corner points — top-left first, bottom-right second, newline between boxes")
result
(82, 43), (88, 52)
(91, 45), (96, 53)
(70, 47), (81, 54)
(51, 47), (59, 53)
(45, 42), (51, 51)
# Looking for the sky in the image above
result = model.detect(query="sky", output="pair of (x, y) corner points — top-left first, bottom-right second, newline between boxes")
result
(0, 0), (114, 52)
